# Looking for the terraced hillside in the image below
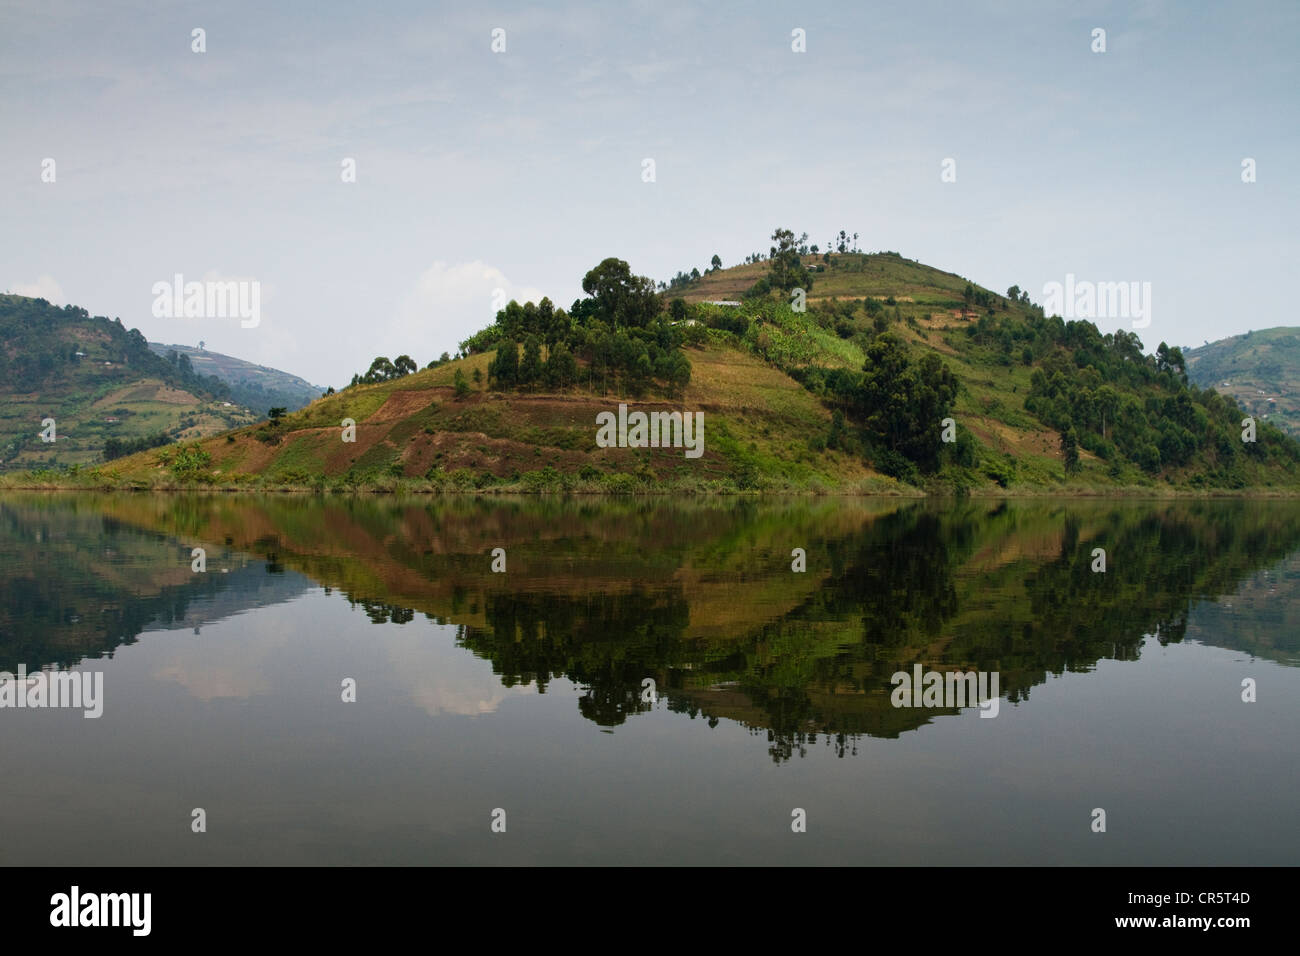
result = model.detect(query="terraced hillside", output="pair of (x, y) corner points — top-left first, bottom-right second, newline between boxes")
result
(1185, 327), (1300, 437)
(0, 295), (257, 470)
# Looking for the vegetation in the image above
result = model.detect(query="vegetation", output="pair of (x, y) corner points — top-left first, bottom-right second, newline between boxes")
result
(0, 294), (257, 471)
(103, 432), (172, 461)
(351, 354), (418, 386)
(9, 232), (1300, 495)
(469, 259), (692, 397)
(1184, 326), (1300, 437)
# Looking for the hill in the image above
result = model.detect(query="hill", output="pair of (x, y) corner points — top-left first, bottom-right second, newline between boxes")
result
(147, 342), (325, 416)
(1184, 327), (1300, 437)
(0, 294), (258, 471)
(12, 239), (1300, 493)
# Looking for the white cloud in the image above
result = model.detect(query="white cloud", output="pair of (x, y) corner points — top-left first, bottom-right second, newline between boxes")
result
(8, 275), (65, 303)
(391, 261), (545, 358)
(383, 631), (535, 717)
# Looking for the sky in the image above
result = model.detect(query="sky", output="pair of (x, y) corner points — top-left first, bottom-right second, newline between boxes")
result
(2, 0), (1297, 387)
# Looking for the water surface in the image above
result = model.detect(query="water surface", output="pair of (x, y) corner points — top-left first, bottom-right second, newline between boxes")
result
(1, 493), (1296, 865)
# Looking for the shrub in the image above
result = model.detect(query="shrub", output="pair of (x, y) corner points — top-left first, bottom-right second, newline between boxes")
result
(168, 444), (212, 481)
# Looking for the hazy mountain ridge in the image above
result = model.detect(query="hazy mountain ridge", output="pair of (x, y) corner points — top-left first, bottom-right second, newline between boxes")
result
(147, 341), (325, 416)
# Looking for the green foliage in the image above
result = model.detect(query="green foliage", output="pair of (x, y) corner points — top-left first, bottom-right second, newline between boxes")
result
(1061, 426), (1081, 475)
(166, 443), (212, 481)
(489, 340), (518, 388)
(519, 335), (543, 387)
(1019, 317), (1300, 480)
(580, 258), (660, 329)
(102, 432), (171, 462)
(542, 342), (575, 390)
(766, 227), (814, 294)
(856, 336), (959, 473)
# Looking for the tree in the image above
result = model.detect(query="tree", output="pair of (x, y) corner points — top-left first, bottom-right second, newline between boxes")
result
(855, 335), (958, 473)
(1095, 385), (1120, 440)
(670, 298), (688, 321)
(545, 341), (578, 390)
(268, 407), (287, 423)
(519, 334), (543, 387)
(489, 340), (518, 387)
(498, 300), (526, 340)
(710, 254), (722, 271)
(581, 257), (659, 329)
(472, 368), (483, 388)
(667, 350), (691, 395)
(1062, 427), (1080, 475)
(453, 368), (470, 399)
(537, 297), (560, 346)
(394, 355), (417, 377)
(767, 227), (813, 293)
(521, 301), (540, 337)
(363, 356), (396, 383)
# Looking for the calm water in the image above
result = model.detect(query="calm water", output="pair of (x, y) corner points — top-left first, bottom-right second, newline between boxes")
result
(1, 493), (1297, 865)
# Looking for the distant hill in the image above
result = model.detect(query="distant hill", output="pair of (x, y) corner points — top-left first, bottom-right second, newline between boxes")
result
(12, 246), (1300, 492)
(1184, 327), (1300, 437)
(0, 294), (257, 471)
(147, 342), (325, 416)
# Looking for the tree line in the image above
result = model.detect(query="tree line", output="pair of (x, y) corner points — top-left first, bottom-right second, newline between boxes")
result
(468, 257), (693, 396)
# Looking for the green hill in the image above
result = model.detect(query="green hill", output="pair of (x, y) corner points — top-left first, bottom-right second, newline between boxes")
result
(11, 240), (1300, 493)
(0, 294), (257, 471)
(147, 342), (325, 416)
(1184, 327), (1300, 437)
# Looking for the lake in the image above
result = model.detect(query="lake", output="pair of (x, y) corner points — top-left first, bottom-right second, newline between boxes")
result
(1, 493), (1297, 865)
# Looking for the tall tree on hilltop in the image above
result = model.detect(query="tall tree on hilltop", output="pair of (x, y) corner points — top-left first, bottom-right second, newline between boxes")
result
(767, 227), (813, 293)
(581, 258), (659, 329)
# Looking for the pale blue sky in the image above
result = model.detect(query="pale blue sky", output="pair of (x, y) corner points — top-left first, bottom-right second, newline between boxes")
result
(2, 0), (1296, 385)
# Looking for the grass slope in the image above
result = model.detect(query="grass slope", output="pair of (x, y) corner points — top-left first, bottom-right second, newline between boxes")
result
(69, 344), (899, 493)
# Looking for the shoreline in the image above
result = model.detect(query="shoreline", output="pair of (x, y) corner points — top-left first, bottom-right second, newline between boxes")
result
(3, 476), (1299, 498)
